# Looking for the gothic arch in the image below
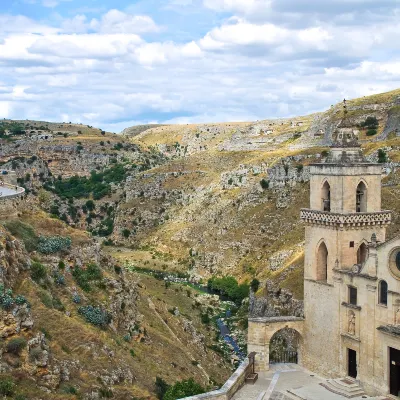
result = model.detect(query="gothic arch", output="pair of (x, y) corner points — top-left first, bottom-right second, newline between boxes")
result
(356, 180), (368, 213)
(316, 240), (328, 281)
(321, 179), (331, 212)
(269, 327), (303, 365)
(357, 241), (368, 265)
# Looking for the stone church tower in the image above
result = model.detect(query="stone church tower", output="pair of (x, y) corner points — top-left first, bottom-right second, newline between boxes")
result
(248, 129), (400, 397)
(300, 130), (391, 377)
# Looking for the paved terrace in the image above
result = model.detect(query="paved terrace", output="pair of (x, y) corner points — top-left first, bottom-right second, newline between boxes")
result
(0, 183), (25, 199)
(232, 364), (390, 400)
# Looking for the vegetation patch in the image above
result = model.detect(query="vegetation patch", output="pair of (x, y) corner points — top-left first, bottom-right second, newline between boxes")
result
(2, 220), (39, 252)
(37, 235), (71, 254)
(50, 164), (127, 200)
(207, 276), (249, 305)
(72, 263), (103, 292)
(78, 305), (112, 327)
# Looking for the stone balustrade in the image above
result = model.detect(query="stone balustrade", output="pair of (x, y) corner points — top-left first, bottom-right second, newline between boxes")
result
(0, 182), (25, 200)
(181, 358), (252, 400)
(300, 209), (392, 228)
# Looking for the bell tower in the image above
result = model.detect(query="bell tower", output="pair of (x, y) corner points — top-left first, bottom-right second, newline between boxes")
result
(300, 129), (392, 376)
(301, 129), (391, 282)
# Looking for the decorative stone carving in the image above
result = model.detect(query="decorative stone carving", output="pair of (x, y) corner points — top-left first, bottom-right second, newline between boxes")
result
(300, 209), (392, 228)
(348, 311), (356, 335)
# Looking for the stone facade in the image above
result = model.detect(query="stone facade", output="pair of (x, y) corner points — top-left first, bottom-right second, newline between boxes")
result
(248, 129), (400, 397)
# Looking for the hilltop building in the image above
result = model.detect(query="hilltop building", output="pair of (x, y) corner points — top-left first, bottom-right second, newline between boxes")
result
(248, 129), (400, 397)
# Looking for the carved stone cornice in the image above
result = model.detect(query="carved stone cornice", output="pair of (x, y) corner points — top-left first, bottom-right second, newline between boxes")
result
(300, 209), (392, 228)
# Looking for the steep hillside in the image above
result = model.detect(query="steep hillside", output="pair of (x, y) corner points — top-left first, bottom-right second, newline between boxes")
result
(1, 88), (400, 397)
(0, 211), (232, 399)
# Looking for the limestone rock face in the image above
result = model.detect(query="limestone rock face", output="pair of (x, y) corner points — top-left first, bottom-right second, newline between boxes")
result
(28, 333), (49, 367)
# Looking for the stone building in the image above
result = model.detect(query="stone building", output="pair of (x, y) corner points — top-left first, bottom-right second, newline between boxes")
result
(248, 130), (400, 397)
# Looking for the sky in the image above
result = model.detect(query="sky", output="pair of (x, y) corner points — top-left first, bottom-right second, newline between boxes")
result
(1, 0), (400, 132)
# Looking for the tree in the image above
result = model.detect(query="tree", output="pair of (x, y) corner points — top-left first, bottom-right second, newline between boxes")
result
(85, 200), (95, 211)
(250, 278), (260, 293)
(163, 378), (204, 400)
(155, 377), (170, 399)
(378, 149), (388, 164)
(122, 228), (131, 238)
(260, 179), (270, 189)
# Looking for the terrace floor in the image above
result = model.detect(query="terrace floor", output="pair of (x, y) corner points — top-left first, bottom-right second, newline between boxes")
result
(232, 364), (390, 400)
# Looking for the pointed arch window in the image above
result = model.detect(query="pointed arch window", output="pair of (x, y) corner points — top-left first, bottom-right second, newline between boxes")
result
(316, 242), (328, 281)
(321, 181), (331, 212)
(357, 243), (368, 265)
(356, 182), (367, 213)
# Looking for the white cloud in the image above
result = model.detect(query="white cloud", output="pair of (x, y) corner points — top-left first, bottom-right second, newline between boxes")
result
(1, 3), (400, 132)
(90, 10), (161, 34)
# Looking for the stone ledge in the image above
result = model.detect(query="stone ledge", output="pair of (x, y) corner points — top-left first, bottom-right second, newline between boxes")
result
(377, 325), (400, 337)
(341, 333), (361, 342)
(181, 359), (251, 400)
(249, 316), (305, 323)
(305, 278), (334, 287)
(341, 302), (362, 311)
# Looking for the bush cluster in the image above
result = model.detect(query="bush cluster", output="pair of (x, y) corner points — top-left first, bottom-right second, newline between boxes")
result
(0, 285), (28, 310)
(51, 164), (127, 200)
(78, 305), (112, 327)
(0, 377), (15, 396)
(6, 337), (27, 355)
(3, 221), (39, 252)
(30, 261), (47, 282)
(163, 378), (205, 400)
(207, 276), (249, 305)
(72, 263), (103, 292)
(37, 236), (71, 254)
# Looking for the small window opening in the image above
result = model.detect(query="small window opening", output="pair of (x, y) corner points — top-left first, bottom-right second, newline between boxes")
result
(350, 241), (355, 248)
(349, 287), (357, 306)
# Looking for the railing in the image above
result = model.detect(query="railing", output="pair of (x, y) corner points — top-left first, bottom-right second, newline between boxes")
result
(0, 182), (25, 200)
(180, 354), (255, 400)
(300, 209), (392, 227)
(270, 350), (298, 364)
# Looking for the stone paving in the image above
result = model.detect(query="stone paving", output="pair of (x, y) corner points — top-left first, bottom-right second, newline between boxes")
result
(232, 364), (388, 400)
(0, 186), (20, 198)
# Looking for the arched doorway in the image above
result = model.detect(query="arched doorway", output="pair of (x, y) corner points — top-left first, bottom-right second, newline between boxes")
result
(321, 181), (331, 212)
(356, 182), (367, 212)
(316, 241), (328, 281)
(357, 243), (368, 265)
(269, 328), (301, 364)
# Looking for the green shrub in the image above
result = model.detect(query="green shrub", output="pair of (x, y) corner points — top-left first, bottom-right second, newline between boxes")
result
(6, 337), (27, 355)
(78, 305), (111, 327)
(260, 179), (270, 189)
(250, 278), (260, 293)
(73, 263), (103, 292)
(31, 261), (47, 282)
(130, 349), (135, 357)
(163, 378), (205, 400)
(155, 377), (170, 400)
(3, 221), (38, 252)
(0, 377), (15, 396)
(37, 236), (71, 254)
(201, 313), (210, 324)
(122, 228), (131, 238)
(39, 291), (53, 308)
(378, 149), (388, 163)
(366, 128), (377, 136)
(361, 116), (378, 129)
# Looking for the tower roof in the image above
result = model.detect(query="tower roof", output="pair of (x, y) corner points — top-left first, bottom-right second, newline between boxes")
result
(331, 128), (360, 148)
(323, 128), (369, 164)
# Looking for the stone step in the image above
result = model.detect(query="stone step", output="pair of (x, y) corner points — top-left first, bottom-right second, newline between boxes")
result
(320, 378), (366, 398)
